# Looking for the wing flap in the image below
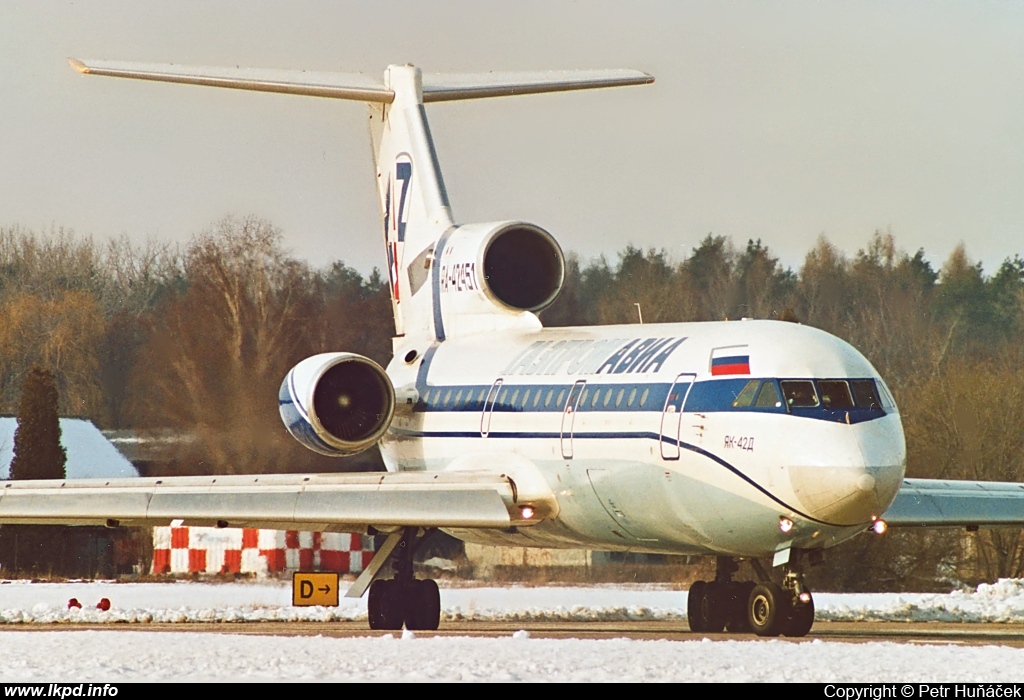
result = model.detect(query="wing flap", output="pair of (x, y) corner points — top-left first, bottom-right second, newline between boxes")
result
(0, 472), (517, 531)
(884, 477), (1024, 527)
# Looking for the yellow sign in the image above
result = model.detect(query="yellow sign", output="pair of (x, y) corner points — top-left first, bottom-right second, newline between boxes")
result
(292, 572), (340, 607)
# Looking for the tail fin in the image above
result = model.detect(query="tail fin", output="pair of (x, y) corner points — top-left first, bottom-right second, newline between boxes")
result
(69, 59), (652, 339)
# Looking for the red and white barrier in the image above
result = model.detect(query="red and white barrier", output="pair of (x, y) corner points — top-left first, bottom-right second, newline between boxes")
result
(152, 527), (375, 575)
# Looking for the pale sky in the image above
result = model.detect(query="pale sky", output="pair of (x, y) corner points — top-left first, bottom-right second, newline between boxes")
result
(1, 1), (1022, 276)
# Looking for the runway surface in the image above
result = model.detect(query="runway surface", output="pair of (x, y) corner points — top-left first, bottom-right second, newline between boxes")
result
(5, 620), (1024, 645)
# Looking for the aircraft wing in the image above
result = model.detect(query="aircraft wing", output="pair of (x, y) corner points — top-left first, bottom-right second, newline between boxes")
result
(0, 472), (530, 532)
(883, 477), (1024, 528)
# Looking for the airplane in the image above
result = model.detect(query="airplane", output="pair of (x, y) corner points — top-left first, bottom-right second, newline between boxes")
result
(1, 58), (1024, 637)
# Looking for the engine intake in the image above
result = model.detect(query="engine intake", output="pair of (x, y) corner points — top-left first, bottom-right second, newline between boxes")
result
(482, 223), (564, 312)
(279, 353), (395, 457)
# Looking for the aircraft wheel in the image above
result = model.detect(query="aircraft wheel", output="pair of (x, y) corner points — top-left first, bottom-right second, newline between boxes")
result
(405, 579), (441, 631)
(687, 580), (726, 633)
(687, 580), (707, 632)
(783, 592), (815, 637)
(748, 582), (790, 637)
(368, 579), (403, 630)
(724, 581), (755, 633)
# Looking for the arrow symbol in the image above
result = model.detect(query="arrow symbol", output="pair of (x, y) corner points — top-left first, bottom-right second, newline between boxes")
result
(319, 585), (331, 594)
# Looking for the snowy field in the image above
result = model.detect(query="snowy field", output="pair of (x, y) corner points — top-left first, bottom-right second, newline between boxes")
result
(0, 579), (1024, 681)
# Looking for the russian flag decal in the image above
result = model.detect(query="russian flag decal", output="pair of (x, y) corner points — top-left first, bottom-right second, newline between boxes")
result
(711, 347), (750, 376)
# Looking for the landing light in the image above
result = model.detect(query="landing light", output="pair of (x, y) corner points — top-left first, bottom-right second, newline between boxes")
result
(871, 519), (888, 535)
(799, 592), (811, 603)
(779, 516), (794, 533)
(520, 505), (535, 520)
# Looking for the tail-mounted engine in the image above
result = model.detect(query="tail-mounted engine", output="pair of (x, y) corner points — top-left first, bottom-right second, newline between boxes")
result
(436, 221), (564, 319)
(279, 353), (395, 457)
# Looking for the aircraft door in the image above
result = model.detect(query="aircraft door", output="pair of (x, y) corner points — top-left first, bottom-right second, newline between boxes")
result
(560, 380), (587, 459)
(660, 373), (695, 460)
(480, 379), (503, 437)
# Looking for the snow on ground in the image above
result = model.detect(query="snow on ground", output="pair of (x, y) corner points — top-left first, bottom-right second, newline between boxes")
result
(0, 579), (1024, 681)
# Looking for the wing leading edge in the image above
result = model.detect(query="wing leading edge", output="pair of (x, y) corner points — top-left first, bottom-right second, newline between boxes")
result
(0, 472), (534, 532)
(884, 477), (1024, 528)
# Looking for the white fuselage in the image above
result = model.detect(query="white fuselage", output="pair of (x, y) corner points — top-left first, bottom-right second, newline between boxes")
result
(381, 319), (906, 558)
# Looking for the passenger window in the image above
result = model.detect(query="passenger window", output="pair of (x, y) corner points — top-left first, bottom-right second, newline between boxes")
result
(591, 388), (601, 408)
(640, 387), (650, 408)
(850, 379), (882, 410)
(818, 380), (854, 409)
(443, 389), (453, 407)
(510, 389), (520, 407)
(732, 380), (761, 408)
(465, 390), (475, 407)
(557, 389), (567, 407)
(615, 388), (625, 408)
(627, 387), (637, 407)
(753, 381), (783, 409)
(423, 389), (433, 407)
(478, 388), (488, 405)
(603, 389), (613, 408)
(454, 389), (463, 406)
(781, 381), (818, 407)
(579, 388), (589, 407)
(498, 387), (509, 408)
(533, 390), (542, 408)
(521, 389), (531, 409)
(545, 389), (554, 407)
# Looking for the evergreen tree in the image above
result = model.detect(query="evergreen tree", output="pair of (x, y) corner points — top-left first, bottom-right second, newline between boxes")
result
(10, 367), (66, 481)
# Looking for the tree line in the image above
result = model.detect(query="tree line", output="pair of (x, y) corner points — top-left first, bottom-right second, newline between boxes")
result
(2, 217), (1023, 586)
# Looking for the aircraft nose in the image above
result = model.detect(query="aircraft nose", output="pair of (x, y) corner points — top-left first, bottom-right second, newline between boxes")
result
(788, 418), (905, 527)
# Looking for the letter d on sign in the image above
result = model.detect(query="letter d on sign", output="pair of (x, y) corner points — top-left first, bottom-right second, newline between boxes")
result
(292, 572), (340, 607)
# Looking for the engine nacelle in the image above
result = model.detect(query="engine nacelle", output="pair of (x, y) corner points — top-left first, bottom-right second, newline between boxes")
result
(278, 353), (395, 457)
(439, 221), (564, 313)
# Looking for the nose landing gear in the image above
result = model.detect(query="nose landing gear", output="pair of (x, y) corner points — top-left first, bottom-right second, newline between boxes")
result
(686, 553), (815, 637)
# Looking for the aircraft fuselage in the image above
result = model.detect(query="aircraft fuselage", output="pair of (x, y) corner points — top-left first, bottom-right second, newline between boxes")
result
(382, 319), (906, 558)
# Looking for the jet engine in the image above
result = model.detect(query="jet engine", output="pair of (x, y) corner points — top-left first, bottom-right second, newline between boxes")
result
(439, 222), (564, 313)
(279, 353), (395, 457)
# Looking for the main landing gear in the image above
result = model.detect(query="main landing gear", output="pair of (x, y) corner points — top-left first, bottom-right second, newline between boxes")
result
(366, 528), (442, 631)
(687, 554), (815, 637)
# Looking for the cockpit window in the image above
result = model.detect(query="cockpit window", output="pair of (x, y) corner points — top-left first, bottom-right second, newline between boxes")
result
(753, 380), (783, 409)
(781, 380), (818, 407)
(818, 380), (854, 409)
(732, 380), (761, 408)
(849, 379), (882, 410)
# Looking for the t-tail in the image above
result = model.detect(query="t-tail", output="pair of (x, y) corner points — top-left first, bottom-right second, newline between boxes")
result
(69, 58), (652, 346)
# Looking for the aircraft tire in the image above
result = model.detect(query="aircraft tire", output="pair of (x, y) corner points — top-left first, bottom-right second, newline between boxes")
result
(405, 579), (441, 631)
(368, 579), (403, 630)
(783, 592), (815, 637)
(748, 582), (790, 637)
(687, 580), (727, 633)
(724, 581), (755, 633)
(686, 580), (707, 632)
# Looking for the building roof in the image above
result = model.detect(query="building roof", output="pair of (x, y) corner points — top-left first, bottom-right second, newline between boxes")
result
(0, 417), (139, 479)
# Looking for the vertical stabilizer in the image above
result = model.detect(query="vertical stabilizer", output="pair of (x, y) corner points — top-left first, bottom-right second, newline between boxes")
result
(371, 66), (454, 340)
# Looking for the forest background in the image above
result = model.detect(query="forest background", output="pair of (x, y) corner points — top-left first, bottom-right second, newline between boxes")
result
(1, 215), (1021, 590)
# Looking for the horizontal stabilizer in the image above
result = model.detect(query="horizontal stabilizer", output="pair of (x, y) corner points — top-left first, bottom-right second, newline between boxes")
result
(69, 59), (652, 103)
(68, 58), (394, 102)
(884, 477), (1024, 527)
(421, 69), (653, 102)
